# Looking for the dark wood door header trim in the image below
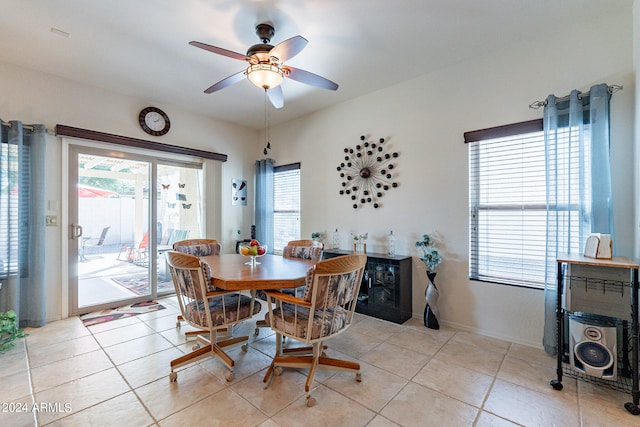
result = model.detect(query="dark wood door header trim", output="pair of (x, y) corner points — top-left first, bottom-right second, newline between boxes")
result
(55, 124), (228, 162)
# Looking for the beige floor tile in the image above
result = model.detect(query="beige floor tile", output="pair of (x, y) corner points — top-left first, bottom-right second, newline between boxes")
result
(25, 317), (90, 349)
(359, 341), (431, 379)
(159, 324), (204, 346)
(0, 341), (29, 377)
(232, 368), (314, 417)
(380, 382), (478, 427)
(92, 322), (156, 348)
(34, 368), (130, 425)
(46, 391), (154, 426)
(497, 353), (578, 399)
(413, 358), (494, 407)
(325, 329), (384, 359)
(11, 312), (638, 427)
(31, 349), (114, 392)
(198, 343), (273, 383)
(271, 384), (375, 427)
(103, 333), (174, 365)
(118, 347), (185, 388)
(366, 415), (402, 427)
(0, 394), (36, 427)
(136, 364), (226, 420)
(507, 343), (557, 369)
(158, 388), (267, 427)
(385, 328), (449, 356)
(85, 314), (142, 334)
(28, 335), (101, 369)
(324, 360), (407, 412)
(349, 316), (403, 341)
(433, 340), (505, 376)
(402, 319), (457, 340)
(0, 369), (32, 403)
(257, 420), (281, 427)
(451, 331), (511, 354)
(474, 411), (520, 427)
(579, 381), (638, 427)
(484, 379), (579, 426)
(140, 312), (186, 333)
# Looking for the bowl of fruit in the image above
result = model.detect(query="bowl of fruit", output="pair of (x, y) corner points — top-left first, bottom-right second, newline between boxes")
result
(239, 240), (268, 266)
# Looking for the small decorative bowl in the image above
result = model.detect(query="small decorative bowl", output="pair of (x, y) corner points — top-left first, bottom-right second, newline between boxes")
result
(239, 243), (267, 266)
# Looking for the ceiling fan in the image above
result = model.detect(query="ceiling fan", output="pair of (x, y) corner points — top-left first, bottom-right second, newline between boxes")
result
(189, 22), (339, 109)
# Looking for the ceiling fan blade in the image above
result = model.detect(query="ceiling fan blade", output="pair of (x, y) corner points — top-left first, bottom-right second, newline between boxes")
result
(189, 41), (249, 62)
(283, 66), (339, 91)
(267, 86), (284, 109)
(203, 70), (246, 94)
(269, 36), (308, 63)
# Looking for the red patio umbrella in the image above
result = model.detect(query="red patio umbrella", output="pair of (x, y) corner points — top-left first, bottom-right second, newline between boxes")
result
(78, 184), (118, 198)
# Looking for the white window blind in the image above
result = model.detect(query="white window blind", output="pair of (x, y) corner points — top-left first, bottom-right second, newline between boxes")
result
(0, 141), (28, 278)
(273, 164), (300, 253)
(468, 119), (586, 289)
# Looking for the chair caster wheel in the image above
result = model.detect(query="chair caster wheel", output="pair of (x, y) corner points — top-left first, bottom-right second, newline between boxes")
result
(169, 372), (177, 382)
(550, 379), (563, 391)
(356, 372), (362, 382)
(225, 371), (234, 382)
(241, 344), (248, 352)
(306, 397), (316, 407)
(624, 402), (640, 415)
(274, 367), (283, 376)
(192, 344), (200, 351)
(254, 327), (260, 336)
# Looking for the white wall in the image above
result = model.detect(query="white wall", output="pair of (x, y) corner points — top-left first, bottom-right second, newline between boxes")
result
(265, 11), (635, 347)
(634, 1), (640, 262)
(0, 62), (258, 322)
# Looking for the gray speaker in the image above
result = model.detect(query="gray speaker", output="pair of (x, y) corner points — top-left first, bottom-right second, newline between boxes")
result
(569, 315), (617, 380)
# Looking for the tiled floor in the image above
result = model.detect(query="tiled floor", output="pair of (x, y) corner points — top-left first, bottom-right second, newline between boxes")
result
(1, 296), (637, 426)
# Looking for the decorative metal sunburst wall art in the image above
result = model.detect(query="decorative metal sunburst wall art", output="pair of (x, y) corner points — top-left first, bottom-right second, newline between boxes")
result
(337, 135), (399, 209)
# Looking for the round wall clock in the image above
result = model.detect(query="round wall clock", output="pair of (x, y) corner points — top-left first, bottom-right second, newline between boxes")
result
(337, 135), (399, 209)
(139, 106), (170, 136)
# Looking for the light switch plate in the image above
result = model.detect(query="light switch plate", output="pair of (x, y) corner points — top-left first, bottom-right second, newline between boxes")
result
(46, 215), (58, 226)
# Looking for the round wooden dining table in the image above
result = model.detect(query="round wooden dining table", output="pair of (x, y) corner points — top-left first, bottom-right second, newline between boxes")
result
(199, 253), (316, 291)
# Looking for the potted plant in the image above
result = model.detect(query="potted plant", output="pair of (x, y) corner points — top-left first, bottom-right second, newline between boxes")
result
(415, 234), (442, 329)
(0, 310), (27, 352)
(311, 231), (323, 242)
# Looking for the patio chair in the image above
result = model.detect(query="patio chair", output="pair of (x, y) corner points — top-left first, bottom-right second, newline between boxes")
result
(80, 226), (110, 262)
(118, 231), (149, 265)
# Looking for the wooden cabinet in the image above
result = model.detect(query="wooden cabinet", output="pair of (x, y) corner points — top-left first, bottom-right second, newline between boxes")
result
(323, 250), (412, 324)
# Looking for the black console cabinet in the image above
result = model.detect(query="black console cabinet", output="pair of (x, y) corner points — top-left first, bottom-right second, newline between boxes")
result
(323, 249), (412, 324)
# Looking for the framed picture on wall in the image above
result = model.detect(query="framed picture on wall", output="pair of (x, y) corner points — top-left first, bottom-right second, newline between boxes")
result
(232, 179), (247, 206)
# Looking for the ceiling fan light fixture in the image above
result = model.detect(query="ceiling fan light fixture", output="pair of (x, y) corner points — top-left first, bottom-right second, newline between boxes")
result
(247, 63), (284, 89)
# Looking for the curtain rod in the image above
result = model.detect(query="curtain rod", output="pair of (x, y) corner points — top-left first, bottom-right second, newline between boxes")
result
(1, 120), (35, 131)
(528, 84), (622, 109)
(1, 120), (55, 134)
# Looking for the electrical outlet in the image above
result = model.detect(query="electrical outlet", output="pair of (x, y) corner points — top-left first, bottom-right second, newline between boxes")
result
(46, 215), (58, 226)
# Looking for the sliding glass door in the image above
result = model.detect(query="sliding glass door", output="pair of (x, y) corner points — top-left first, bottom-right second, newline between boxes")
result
(68, 145), (203, 315)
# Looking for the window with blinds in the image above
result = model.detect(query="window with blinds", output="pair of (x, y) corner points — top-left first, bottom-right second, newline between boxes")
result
(273, 164), (300, 254)
(467, 119), (554, 289)
(0, 141), (29, 278)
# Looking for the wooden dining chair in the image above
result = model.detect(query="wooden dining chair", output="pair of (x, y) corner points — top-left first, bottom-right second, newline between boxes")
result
(172, 239), (222, 335)
(254, 240), (324, 336)
(262, 253), (367, 406)
(165, 250), (261, 382)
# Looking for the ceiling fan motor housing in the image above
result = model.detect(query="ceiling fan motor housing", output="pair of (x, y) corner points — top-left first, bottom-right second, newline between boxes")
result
(255, 23), (275, 43)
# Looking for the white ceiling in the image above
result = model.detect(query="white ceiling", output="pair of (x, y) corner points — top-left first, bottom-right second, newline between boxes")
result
(0, 0), (632, 130)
